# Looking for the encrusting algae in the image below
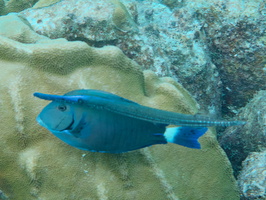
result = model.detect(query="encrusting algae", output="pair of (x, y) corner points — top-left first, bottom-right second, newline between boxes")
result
(0, 13), (240, 199)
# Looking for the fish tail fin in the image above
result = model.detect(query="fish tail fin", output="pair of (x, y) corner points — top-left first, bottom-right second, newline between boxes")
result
(164, 127), (208, 149)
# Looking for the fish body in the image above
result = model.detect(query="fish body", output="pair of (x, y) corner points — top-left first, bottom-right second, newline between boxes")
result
(34, 89), (245, 153)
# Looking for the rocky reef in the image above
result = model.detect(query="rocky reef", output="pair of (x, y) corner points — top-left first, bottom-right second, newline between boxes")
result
(238, 151), (266, 200)
(0, 13), (240, 199)
(220, 91), (266, 176)
(220, 90), (265, 200)
(20, 0), (265, 117)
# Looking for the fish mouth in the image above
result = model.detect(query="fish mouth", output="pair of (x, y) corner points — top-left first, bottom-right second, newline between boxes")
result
(36, 115), (48, 129)
(36, 115), (75, 131)
(65, 118), (75, 131)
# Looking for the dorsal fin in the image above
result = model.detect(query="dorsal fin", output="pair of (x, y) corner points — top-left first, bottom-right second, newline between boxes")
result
(64, 89), (139, 105)
(34, 89), (246, 127)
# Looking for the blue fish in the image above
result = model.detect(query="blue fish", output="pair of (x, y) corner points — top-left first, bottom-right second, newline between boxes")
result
(33, 90), (245, 153)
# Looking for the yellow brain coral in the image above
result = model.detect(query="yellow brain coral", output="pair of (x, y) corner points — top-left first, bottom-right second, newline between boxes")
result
(0, 13), (239, 200)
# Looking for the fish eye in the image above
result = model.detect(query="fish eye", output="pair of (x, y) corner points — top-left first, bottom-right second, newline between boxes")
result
(57, 104), (67, 112)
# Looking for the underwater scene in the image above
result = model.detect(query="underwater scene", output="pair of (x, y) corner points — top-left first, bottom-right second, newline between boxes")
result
(0, 0), (265, 199)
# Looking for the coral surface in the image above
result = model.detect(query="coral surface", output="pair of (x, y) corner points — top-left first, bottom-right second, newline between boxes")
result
(0, 13), (240, 200)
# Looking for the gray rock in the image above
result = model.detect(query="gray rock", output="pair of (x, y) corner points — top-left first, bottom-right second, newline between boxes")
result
(21, 0), (138, 42)
(238, 151), (266, 200)
(219, 90), (266, 177)
(203, 12), (266, 116)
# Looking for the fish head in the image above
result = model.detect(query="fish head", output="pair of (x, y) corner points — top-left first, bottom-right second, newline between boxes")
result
(34, 92), (86, 133)
(36, 100), (92, 151)
(34, 92), (98, 151)
(37, 101), (75, 131)
(35, 93), (91, 148)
